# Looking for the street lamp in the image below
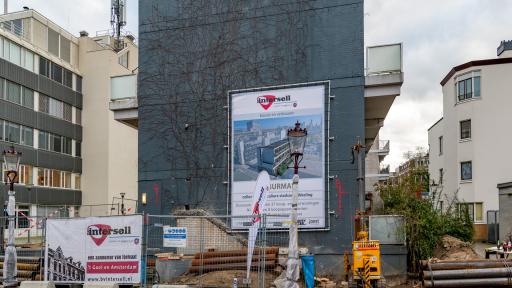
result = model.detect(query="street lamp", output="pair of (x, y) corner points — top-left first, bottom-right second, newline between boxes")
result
(2, 145), (21, 287)
(284, 121), (307, 288)
(287, 121), (308, 174)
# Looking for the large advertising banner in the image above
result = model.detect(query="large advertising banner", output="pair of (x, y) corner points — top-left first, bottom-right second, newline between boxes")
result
(45, 215), (142, 283)
(231, 83), (327, 229)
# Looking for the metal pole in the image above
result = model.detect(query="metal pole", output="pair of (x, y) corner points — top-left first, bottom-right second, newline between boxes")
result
(356, 137), (365, 217)
(3, 182), (17, 287)
(284, 173), (300, 287)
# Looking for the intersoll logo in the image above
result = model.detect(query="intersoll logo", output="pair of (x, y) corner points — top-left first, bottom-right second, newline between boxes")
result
(257, 94), (291, 110)
(87, 224), (132, 246)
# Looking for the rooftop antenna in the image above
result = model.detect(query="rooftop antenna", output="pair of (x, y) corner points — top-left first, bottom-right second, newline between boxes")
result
(4, 0), (7, 14)
(110, 0), (126, 51)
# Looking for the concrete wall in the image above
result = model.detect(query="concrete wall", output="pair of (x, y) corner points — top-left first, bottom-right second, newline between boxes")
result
(138, 0), (364, 278)
(429, 58), (512, 225)
(78, 36), (138, 213)
(499, 183), (512, 241)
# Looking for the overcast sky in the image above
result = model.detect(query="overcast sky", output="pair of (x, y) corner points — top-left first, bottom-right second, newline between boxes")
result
(8, 0), (138, 38)
(365, 0), (512, 170)
(11, 1), (512, 171)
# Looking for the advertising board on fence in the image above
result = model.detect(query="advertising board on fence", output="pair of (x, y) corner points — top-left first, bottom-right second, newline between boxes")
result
(163, 226), (187, 248)
(45, 215), (142, 283)
(230, 82), (328, 229)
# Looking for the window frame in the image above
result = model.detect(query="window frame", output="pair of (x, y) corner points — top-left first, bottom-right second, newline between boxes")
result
(455, 71), (481, 103)
(460, 119), (472, 140)
(460, 161), (473, 181)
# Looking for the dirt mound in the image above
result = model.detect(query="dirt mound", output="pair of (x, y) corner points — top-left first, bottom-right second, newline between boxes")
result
(169, 270), (289, 288)
(433, 235), (482, 260)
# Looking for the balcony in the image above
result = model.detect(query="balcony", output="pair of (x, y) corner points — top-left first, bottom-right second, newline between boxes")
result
(365, 43), (404, 148)
(109, 74), (138, 128)
(375, 139), (390, 160)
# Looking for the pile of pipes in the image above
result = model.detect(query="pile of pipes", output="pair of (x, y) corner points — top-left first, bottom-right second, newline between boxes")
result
(0, 256), (42, 282)
(188, 247), (279, 274)
(421, 259), (512, 287)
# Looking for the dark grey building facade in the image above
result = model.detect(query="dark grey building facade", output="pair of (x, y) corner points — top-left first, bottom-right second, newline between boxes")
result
(138, 0), (364, 275)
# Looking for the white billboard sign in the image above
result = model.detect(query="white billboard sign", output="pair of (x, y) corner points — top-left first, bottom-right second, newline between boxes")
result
(163, 226), (187, 248)
(45, 215), (143, 283)
(230, 83), (327, 229)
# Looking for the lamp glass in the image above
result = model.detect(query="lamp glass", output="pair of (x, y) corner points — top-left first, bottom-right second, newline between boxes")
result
(3, 149), (20, 174)
(288, 135), (307, 155)
(141, 193), (147, 205)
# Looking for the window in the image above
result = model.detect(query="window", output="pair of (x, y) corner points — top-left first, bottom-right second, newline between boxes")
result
(0, 119), (3, 141)
(63, 103), (72, 122)
(19, 165), (33, 185)
(49, 98), (63, 118)
(60, 37), (70, 63)
(460, 120), (471, 140)
(75, 109), (82, 125)
(37, 168), (44, 186)
(21, 126), (33, 146)
(63, 69), (72, 88)
(39, 57), (50, 77)
(62, 137), (72, 155)
(51, 62), (62, 84)
(118, 52), (129, 68)
(23, 49), (34, 72)
(461, 161), (472, 181)
(22, 87), (34, 109)
(50, 134), (62, 153)
(458, 202), (483, 222)
(7, 81), (21, 104)
(74, 174), (81, 190)
(2, 38), (8, 59)
(75, 141), (81, 157)
(439, 168), (443, 185)
(38, 131), (49, 150)
(51, 169), (61, 187)
(63, 172), (71, 189)
(76, 76), (82, 93)
(456, 72), (481, 102)
(8, 41), (21, 66)
(438, 136), (443, 155)
(48, 28), (59, 57)
(39, 94), (49, 113)
(6, 122), (20, 143)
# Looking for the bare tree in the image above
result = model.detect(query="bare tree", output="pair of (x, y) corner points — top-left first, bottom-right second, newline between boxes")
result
(138, 1), (313, 213)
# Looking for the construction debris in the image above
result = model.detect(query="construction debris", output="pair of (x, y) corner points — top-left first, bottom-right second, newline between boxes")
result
(433, 235), (482, 260)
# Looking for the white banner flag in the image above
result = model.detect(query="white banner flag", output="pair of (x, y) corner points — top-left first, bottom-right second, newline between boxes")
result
(246, 171), (270, 279)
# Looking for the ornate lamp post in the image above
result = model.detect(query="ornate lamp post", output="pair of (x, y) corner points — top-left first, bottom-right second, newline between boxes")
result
(284, 121), (307, 288)
(3, 146), (21, 287)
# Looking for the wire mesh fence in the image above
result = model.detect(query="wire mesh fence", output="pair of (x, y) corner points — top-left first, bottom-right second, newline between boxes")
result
(0, 212), (295, 287)
(0, 216), (46, 283)
(144, 214), (290, 288)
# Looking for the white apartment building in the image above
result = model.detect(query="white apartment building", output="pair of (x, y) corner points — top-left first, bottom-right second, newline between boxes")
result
(428, 40), (512, 241)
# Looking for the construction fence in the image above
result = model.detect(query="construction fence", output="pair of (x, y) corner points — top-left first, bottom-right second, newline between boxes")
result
(0, 213), (294, 288)
(0, 216), (46, 283)
(144, 214), (291, 288)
